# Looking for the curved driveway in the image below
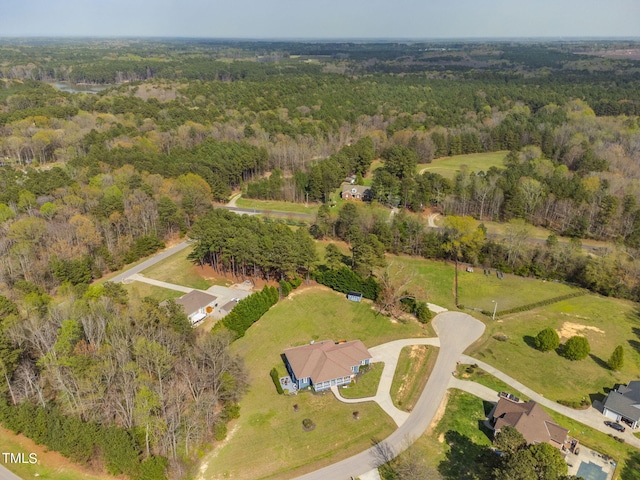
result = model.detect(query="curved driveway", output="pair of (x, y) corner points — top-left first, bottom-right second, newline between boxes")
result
(295, 311), (485, 480)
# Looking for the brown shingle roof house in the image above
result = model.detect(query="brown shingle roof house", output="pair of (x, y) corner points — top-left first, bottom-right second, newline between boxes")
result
(283, 340), (372, 392)
(491, 398), (569, 449)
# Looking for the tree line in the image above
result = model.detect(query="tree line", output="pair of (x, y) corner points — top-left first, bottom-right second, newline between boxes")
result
(0, 286), (246, 478)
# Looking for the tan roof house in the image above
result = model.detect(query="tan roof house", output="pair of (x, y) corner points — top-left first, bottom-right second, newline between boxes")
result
(490, 398), (570, 450)
(283, 340), (372, 391)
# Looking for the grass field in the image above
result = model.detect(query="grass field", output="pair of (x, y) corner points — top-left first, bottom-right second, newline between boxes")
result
(401, 389), (493, 472)
(235, 197), (319, 216)
(141, 246), (215, 289)
(340, 363), (384, 399)
(417, 151), (508, 179)
(391, 345), (438, 412)
(203, 287), (427, 480)
(0, 427), (111, 480)
(386, 255), (579, 313)
(123, 282), (183, 303)
(468, 294), (640, 404)
(457, 268), (580, 313)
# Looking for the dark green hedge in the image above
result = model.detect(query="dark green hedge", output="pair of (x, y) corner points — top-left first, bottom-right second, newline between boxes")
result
(220, 286), (279, 337)
(480, 291), (586, 318)
(270, 368), (284, 395)
(313, 267), (380, 300)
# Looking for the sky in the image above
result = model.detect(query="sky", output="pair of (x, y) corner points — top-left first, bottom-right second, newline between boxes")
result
(1, 0), (639, 39)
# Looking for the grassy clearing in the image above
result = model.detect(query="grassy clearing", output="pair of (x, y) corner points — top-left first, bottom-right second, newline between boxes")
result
(235, 197), (319, 216)
(204, 287), (427, 480)
(141, 246), (214, 289)
(405, 390), (493, 470)
(391, 345), (438, 412)
(340, 363), (384, 399)
(417, 151), (508, 179)
(0, 427), (111, 480)
(387, 256), (457, 310)
(457, 268), (579, 313)
(468, 294), (640, 404)
(123, 282), (183, 303)
(455, 365), (530, 401)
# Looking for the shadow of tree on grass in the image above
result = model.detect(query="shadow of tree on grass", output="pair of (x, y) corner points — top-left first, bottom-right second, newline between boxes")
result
(589, 353), (610, 370)
(438, 430), (496, 480)
(523, 335), (537, 349)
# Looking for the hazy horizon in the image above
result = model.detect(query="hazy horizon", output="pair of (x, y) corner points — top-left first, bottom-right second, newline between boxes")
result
(2, 0), (639, 39)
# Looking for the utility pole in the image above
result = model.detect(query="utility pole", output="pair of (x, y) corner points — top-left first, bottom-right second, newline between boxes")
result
(492, 300), (498, 320)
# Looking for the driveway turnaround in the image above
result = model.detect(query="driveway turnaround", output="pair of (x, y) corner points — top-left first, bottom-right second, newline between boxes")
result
(332, 337), (440, 427)
(295, 312), (485, 480)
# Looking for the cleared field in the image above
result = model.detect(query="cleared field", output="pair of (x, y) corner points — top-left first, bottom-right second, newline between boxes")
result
(235, 197), (319, 216)
(203, 287), (427, 480)
(391, 345), (438, 412)
(468, 294), (640, 404)
(123, 282), (183, 303)
(141, 246), (214, 290)
(418, 151), (508, 179)
(387, 255), (579, 313)
(457, 268), (580, 313)
(0, 426), (112, 480)
(340, 362), (384, 399)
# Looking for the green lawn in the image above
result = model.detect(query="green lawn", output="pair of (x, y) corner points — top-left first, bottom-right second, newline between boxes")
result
(400, 389), (493, 471)
(203, 287), (427, 480)
(387, 256), (457, 310)
(387, 255), (579, 313)
(235, 197), (319, 216)
(417, 151), (508, 179)
(391, 345), (438, 412)
(455, 365), (530, 401)
(140, 246), (216, 290)
(340, 363), (384, 399)
(457, 268), (580, 313)
(123, 282), (183, 303)
(468, 294), (640, 404)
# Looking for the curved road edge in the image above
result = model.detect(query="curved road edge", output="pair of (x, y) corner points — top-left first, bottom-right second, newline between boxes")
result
(294, 312), (485, 480)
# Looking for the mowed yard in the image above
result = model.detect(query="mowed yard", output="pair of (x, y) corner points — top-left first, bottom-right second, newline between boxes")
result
(469, 294), (640, 404)
(387, 256), (578, 313)
(417, 151), (508, 179)
(203, 287), (428, 480)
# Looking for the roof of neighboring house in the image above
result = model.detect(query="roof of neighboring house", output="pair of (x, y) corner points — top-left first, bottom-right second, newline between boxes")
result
(493, 398), (568, 447)
(341, 184), (370, 197)
(174, 290), (217, 316)
(603, 380), (640, 422)
(284, 340), (372, 384)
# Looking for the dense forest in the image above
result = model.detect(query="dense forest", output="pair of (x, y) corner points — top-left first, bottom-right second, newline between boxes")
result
(1, 39), (640, 478)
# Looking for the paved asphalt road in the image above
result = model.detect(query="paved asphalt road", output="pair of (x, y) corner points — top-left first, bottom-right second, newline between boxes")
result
(108, 240), (191, 284)
(295, 312), (485, 480)
(0, 464), (22, 480)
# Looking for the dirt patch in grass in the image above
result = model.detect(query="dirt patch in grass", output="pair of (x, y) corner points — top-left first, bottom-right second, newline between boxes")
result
(427, 390), (450, 433)
(558, 321), (605, 340)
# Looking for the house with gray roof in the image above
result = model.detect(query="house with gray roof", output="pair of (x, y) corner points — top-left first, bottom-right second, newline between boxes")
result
(603, 380), (640, 429)
(173, 290), (217, 325)
(283, 340), (372, 392)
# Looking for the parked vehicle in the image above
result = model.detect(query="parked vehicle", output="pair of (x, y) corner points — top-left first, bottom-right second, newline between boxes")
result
(604, 421), (626, 432)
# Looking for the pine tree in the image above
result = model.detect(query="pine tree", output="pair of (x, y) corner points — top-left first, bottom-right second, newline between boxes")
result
(607, 345), (624, 371)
